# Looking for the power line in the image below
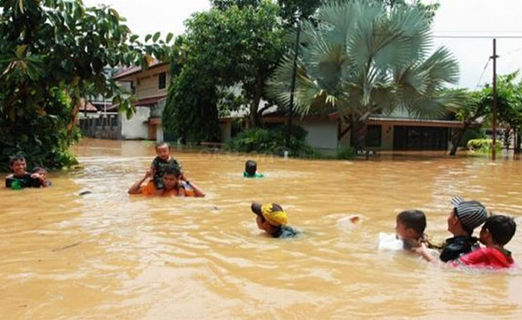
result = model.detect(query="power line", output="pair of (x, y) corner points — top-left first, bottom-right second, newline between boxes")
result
(433, 35), (522, 39)
(475, 58), (491, 90)
(502, 46), (522, 56)
(435, 30), (522, 33)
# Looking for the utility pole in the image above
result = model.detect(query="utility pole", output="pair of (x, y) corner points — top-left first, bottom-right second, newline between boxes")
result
(285, 21), (301, 152)
(491, 38), (498, 160)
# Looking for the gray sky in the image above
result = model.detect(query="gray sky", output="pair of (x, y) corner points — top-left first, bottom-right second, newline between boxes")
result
(83, 0), (522, 89)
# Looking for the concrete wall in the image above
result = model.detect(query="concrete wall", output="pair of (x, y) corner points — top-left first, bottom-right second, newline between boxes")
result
(121, 107), (150, 139)
(297, 119), (338, 150)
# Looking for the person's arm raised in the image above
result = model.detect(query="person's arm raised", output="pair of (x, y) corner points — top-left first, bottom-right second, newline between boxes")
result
(128, 169), (152, 195)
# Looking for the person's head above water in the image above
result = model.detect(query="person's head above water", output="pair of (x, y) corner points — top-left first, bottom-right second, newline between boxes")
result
(33, 166), (47, 177)
(245, 160), (257, 176)
(251, 202), (288, 235)
(162, 165), (182, 190)
(9, 155), (27, 176)
(155, 142), (171, 161)
(396, 210), (426, 242)
(480, 215), (516, 247)
(448, 197), (488, 236)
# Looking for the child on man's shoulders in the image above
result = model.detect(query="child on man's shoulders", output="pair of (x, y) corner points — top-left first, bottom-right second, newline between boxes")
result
(150, 142), (182, 196)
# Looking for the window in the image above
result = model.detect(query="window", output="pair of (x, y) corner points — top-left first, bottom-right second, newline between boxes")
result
(393, 126), (449, 150)
(158, 72), (166, 90)
(365, 125), (382, 147)
(130, 81), (136, 94)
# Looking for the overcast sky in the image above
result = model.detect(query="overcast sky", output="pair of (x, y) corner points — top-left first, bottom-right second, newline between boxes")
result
(83, 0), (522, 89)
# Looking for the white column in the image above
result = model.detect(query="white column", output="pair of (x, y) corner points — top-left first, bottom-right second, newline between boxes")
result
(156, 126), (164, 143)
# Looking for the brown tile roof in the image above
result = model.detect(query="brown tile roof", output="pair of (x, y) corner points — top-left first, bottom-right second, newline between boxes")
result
(106, 95), (167, 111)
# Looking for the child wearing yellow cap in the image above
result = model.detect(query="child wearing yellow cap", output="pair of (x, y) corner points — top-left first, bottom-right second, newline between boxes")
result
(251, 202), (298, 238)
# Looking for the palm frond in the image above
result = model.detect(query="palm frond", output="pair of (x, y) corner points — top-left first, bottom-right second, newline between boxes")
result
(268, 0), (460, 123)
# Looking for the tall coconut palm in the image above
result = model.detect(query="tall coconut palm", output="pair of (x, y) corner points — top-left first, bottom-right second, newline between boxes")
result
(267, 0), (461, 150)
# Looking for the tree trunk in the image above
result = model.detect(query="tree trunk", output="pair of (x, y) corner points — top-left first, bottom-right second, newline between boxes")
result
(249, 77), (263, 128)
(503, 128), (512, 150)
(515, 126), (522, 153)
(68, 96), (82, 136)
(449, 122), (471, 156)
(350, 119), (368, 152)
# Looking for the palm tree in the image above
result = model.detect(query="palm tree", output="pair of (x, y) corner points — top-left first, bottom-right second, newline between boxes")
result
(268, 0), (461, 150)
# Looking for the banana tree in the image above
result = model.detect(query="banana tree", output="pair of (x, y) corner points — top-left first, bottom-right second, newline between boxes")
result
(268, 0), (460, 151)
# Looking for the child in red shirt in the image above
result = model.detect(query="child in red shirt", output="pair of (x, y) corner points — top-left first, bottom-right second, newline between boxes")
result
(454, 215), (516, 269)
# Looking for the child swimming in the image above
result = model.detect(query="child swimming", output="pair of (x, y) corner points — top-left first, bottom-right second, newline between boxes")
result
(32, 167), (51, 187)
(395, 210), (427, 250)
(416, 197), (488, 263)
(453, 215), (516, 269)
(250, 202), (298, 238)
(243, 160), (263, 178)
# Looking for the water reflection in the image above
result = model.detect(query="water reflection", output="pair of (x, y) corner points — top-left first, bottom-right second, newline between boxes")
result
(0, 139), (521, 319)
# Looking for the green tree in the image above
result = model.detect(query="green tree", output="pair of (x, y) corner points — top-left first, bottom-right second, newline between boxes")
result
(268, 0), (458, 150)
(211, 0), (262, 10)
(0, 0), (171, 171)
(495, 72), (522, 151)
(163, 37), (221, 143)
(163, 1), (286, 139)
(449, 72), (522, 155)
(448, 90), (489, 155)
(213, 0), (437, 24)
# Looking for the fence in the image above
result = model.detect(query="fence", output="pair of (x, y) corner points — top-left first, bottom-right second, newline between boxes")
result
(79, 113), (122, 140)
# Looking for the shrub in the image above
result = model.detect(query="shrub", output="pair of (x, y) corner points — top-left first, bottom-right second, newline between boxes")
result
(224, 126), (322, 158)
(459, 129), (486, 147)
(467, 139), (502, 154)
(337, 147), (357, 160)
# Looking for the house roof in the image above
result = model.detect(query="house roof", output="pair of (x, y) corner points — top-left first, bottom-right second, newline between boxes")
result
(367, 116), (470, 128)
(106, 95), (167, 111)
(112, 60), (169, 81)
(233, 111), (469, 128)
(133, 95), (167, 106)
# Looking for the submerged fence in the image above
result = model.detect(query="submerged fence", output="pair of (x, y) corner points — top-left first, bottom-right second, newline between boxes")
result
(79, 113), (121, 140)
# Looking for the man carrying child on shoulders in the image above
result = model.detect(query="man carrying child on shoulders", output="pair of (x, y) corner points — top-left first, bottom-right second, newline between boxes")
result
(128, 165), (205, 198)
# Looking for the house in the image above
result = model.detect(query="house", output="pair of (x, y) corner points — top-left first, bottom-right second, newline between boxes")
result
(109, 62), (468, 151)
(109, 61), (170, 141)
(220, 108), (468, 152)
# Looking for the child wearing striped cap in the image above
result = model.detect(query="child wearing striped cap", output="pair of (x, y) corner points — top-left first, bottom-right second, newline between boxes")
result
(453, 215), (516, 269)
(416, 197), (488, 263)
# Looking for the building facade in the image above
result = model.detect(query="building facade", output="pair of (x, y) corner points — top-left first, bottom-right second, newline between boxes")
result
(110, 61), (170, 141)
(110, 62), (466, 151)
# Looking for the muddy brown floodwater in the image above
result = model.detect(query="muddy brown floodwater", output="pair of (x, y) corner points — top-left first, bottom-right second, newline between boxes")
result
(1, 139), (521, 319)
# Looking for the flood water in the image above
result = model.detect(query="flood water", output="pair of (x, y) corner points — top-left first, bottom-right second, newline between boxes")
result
(1, 139), (522, 319)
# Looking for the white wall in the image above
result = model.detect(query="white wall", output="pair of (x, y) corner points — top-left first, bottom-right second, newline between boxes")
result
(121, 107), (150, 139)
(297, 120), (338, 150)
